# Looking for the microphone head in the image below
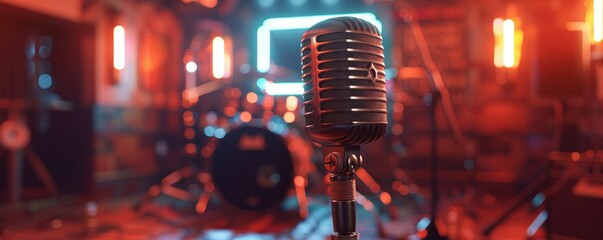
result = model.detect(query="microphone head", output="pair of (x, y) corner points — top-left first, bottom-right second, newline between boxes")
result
(301, 17), (387, 146)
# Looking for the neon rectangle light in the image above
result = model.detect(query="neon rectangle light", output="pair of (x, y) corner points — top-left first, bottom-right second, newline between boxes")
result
(256, 13), (382, 74)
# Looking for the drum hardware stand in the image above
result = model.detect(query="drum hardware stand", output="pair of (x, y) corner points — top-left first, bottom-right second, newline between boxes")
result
(0, 99), (59, 207)
(135, 140), (310, 219)
(133, 163), (216, 215)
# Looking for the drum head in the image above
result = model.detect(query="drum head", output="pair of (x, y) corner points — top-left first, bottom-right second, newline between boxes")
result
(212, 126), (294, 211)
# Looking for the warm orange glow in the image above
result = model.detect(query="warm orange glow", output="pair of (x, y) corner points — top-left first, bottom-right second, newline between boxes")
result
(392, 180), (402, 191)
(196, 194), (210, 214)
(224, 106), (236, 117)
(185, 143), (197, 155)
(224, 53), (232, 78)
(263, 93), (274, 110)
(294, 176), (306, 187)
(283, 112), (295, 123)
(113, 25), (125, 70)
(294, 175), (309, 219)
(198, 172), (211, 183)
(379, 192), (392, 205)
(199, 0), (218, 8)
(355, 168), (381, 193)
(285, 96), (298, 111)
(183, 111), (195, 126)
(246, 92), (258, 103)
(596, 0), (603, 42)
(503, 19), (515, 68)
(184, 128), (195, 139)
(571, 152), (581, 161)
(494, 18), (522, 68)
(392, 124), (403, 135)
(212, 36), (225, 79)
(240, 111), (252, 123)
(493, 18), (504, 68)
(204, 182), (215, 192)
(182, 111), (195, 127)
(201, 146), (213, 158)
(226, 88), (241, 98)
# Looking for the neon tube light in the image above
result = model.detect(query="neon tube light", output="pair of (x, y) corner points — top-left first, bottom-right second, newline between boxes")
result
(212, 36), (225, 79)
(503, 19), (515, 68)
(256, 13), (382, 73)
(493, 18), (504, 68)
(265, 82), (304, 96)
(595, 0), (603, 42)
(113, 25), (125, 70)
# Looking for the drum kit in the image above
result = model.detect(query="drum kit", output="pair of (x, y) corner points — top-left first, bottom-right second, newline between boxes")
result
(135, 112), (428, 239)
(136, 122), (314, 217)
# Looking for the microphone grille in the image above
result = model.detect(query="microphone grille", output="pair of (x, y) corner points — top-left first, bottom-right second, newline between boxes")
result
(301, 17), (387, 145)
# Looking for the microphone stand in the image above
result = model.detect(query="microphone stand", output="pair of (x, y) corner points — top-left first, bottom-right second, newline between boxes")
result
(322, 146), (363, 240)
(401, 4), (465, 239)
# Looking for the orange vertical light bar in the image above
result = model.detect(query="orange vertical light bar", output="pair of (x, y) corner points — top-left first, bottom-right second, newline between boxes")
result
(503, 19), (515, 68)
(212, 36), (225, 79)
(113, 25), (125, 70)
(595, 0), (603, 42)
(493, 18), (504, 68)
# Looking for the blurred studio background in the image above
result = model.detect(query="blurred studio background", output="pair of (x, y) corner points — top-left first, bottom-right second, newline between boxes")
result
(0, 0), (602, 239)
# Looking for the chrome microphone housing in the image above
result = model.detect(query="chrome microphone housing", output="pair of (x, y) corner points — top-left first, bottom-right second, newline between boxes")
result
(301, 17), (387, 146)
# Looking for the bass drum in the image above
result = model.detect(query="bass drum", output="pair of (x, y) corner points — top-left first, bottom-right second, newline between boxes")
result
(212, 126), (294, 211)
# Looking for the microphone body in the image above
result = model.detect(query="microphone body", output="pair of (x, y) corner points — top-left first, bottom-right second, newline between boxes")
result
(301, 17), (386, 239)
(301, 17), (387, 146)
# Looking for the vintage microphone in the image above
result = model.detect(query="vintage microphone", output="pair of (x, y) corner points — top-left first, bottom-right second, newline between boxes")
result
(301, 17), (387, 239)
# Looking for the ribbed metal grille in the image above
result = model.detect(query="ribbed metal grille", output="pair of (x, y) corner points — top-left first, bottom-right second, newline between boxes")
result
(301, 17), (387, 145)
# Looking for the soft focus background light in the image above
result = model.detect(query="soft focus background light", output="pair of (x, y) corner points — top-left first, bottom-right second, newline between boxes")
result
(113, 25), (125, 70)
(493, 18), (504, 68)
(283, 112), (295, 123)
(493, 18), (522, 68)
(246, 92), (258, 104)
(503, 19), (515, 68)
(212, 36), (225, 79)
(199, 0), (218, 8)
(240, 111), (252, 123)
(595, 0), (603, 42)
(38, 73), (53, 89)
(257, 0), (275, 8)
(285, 96), (298, 111)
(185, 61), (197, 73)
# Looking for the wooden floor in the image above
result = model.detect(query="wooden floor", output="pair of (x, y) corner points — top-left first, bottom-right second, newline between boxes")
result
(0, 189), (548, 240)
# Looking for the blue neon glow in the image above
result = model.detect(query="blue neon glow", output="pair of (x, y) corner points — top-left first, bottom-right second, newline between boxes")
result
(322, 0), (339, 5)
(416, 217), (431, 231)
(257, 0), (275, 8)
(289, 0), (306, 6)
(257, 26), (271, 73)
(256, 13), (382, 73)
(265, 82), (304, 96)
(38, 74), (53, 89)
(214, 128), (226, 139)
(256, 77), (268, 90)
(204, 126), (215, 137)
(527, 211), (548, 237)
(531, 192), (545, 207)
